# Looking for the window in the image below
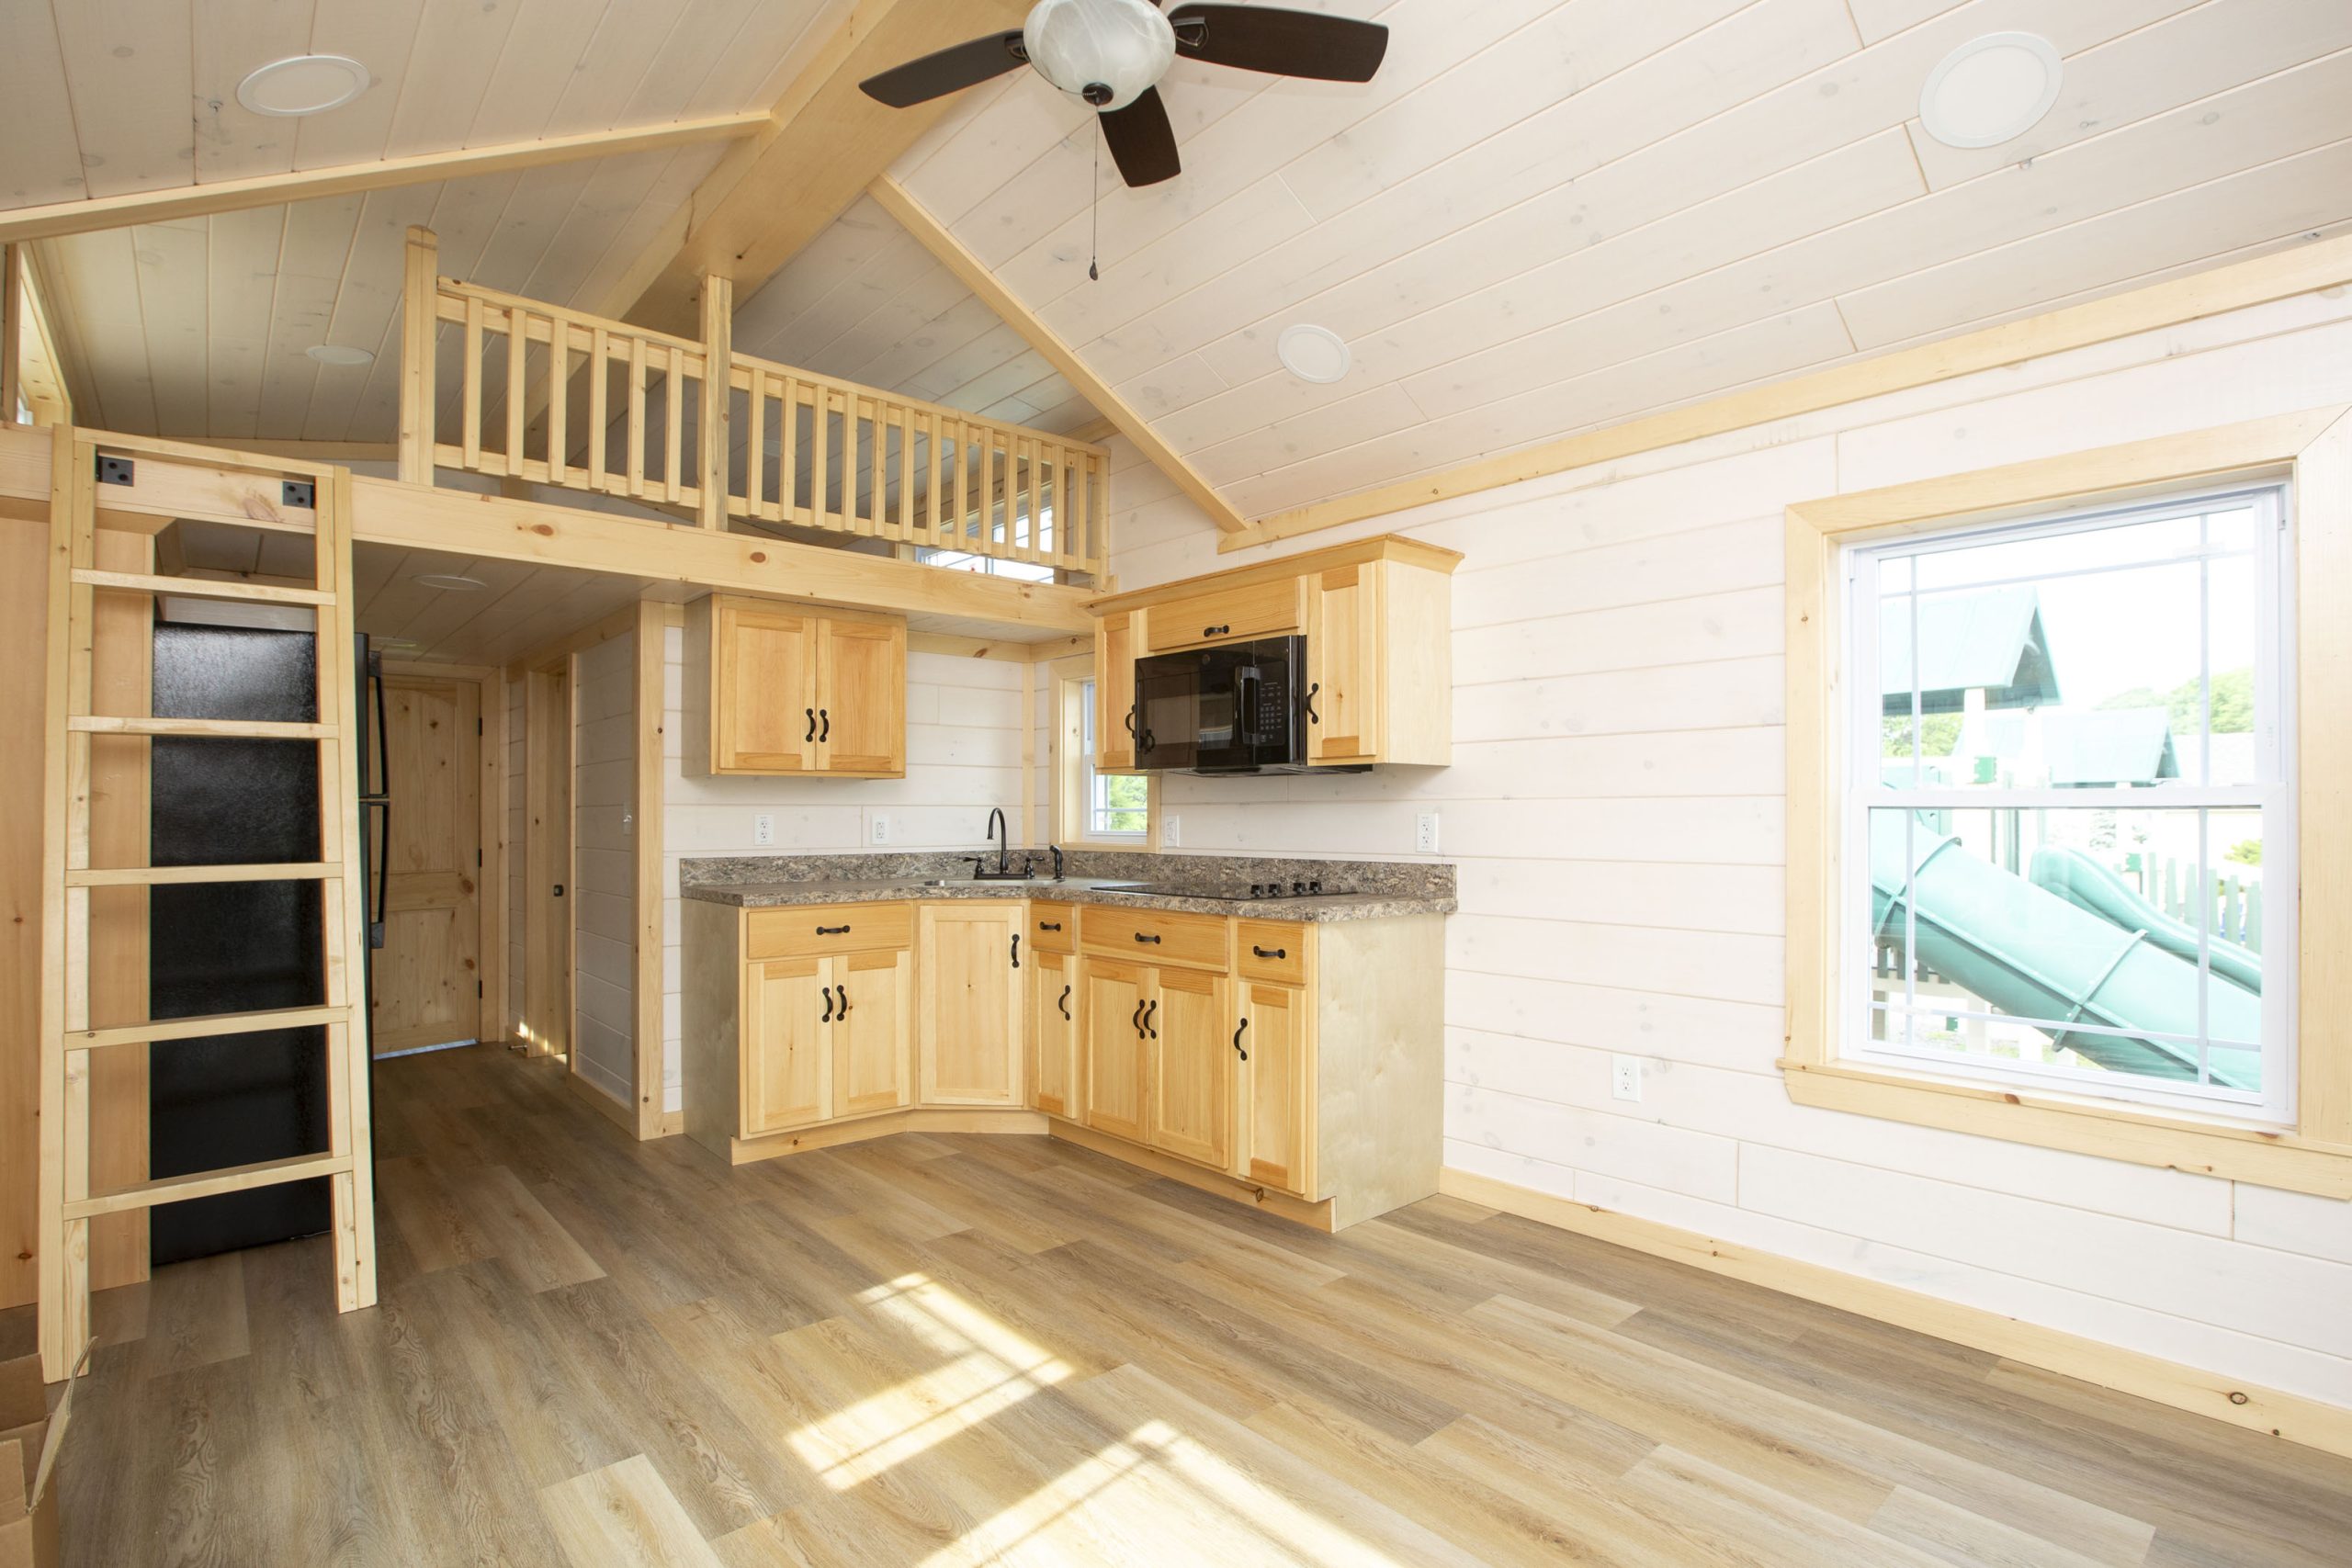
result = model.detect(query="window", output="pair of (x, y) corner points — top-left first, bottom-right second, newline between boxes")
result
(1079, 678), (1148, 839)
(918, 547), (1057, 583)
(1847, 486), (2296, 1120)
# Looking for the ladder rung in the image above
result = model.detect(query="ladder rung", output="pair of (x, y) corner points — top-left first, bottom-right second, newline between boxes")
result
(66, 862), (343, 887)
(64, 1152), (353, 1220)
(65, 1003), (350, 1052)
(68, 716), (335, 739)
(73, 569), (333, 606)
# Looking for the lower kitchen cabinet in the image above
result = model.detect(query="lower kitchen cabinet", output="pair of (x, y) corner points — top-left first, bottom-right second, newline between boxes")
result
(745, 957), (830, 1134)
(1032, 948), (1078, 1119)
(834, 946), (913, 1116)
(1145, 965), (1234, 1171)
(917, 904), (1024, 1106)
(1236, 979), (1311, 1196)
(1080, 958), (1149, 1145)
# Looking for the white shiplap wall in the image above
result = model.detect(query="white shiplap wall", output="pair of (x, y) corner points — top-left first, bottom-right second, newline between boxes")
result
(656, 635), (1034, 1112)
(571, 632), (637, 1107)
(1104, 288), (2352, 1412)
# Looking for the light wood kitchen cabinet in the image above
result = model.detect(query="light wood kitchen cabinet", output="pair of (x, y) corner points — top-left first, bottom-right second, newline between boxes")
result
(1236, 979), (1311, 1196)
(833, 947), (913, 1117)
(1143, 965), (1234, 1170)
(917, 904), (1024, 1106)
(1088, 535), (1459, 770)
(684, 593), (907, 778)
(1093, 611), (1137, 772)
(1032, 948), (1078, 1119)
(1080, 957), (1149, 1144)
(745, 957), (830, 1134)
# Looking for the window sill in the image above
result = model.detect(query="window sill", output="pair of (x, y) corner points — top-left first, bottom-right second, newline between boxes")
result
(1781, 1057), (2352, 1197)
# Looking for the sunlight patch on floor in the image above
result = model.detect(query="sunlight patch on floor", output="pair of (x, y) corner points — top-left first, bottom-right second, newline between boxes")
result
(788, 1273), (1073, 1489)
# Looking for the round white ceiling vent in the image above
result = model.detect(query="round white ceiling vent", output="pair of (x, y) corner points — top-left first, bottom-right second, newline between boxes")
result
(305, 343), (374, 367)
(1276, 323), (1351, 384)
(235, 54), (370, 118)
(1918, 33), (2062, 149)
(413, 573), (487, 592)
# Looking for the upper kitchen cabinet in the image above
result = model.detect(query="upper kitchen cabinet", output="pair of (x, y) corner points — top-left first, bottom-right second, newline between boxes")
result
(684, 594), (907, 778)
(1089, 535), (1460, 772)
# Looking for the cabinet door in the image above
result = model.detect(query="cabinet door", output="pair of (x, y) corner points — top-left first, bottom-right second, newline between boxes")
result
(1238, 981), (1313, 1196)
(918, 905), (1023, 1105)
(1031, 948), (1078, 1118)
(1304, 562), (1384, 764)
(1094, 612), (1137, 770)
(744, 957), (830, 1133)
(1080, 957), (1148, 1144)
(833, 947), (912, 1117)
(1144, 965), (1234, 1171)
(816, 616), (906, 776)
(716, 602), (818, 773)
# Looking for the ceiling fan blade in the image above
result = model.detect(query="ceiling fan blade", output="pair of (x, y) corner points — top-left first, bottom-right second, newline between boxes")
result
(1100, 87), (1182, 187)
(858, 32), (1028, 107)
(1166, 6), (1388, 82)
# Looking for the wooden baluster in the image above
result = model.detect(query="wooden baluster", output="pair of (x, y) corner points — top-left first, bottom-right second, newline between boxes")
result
(778, 375), (799, 523)
(546, 311), (570, 486)
(953, 421), (971, 546)
(697, 276), (730, 528)
(664, 344), (685, 506)
(626, 336), (647, 499)
(461, 295), (484, 471)
(504, 307), (527, 474)
(398, 226), (437, 483)
(978, 432), (994, 553)
(925, 411), (944, 543)
(810, 383), (830, 531)
(588, 326), (609, 492)
(897, 405), (914, 541)
(864, 397), (882, 536)
(745, 369), (765, 521)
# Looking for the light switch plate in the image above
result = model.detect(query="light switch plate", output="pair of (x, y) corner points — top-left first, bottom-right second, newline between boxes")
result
(1611, 1055), (1642, 1102)
(1161, 814), (1182, 847)
(752, 813), (775, 847)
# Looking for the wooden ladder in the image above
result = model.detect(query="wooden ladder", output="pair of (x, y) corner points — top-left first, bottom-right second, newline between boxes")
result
(35, 426), (379, 1382)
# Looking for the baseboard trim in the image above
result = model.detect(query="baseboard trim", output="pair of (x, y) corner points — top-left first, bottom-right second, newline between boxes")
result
(564, 1069), (635, 1133)
(1439, 1167), (2352, 1461)
(727, 1108), (1048, 1164)
(1050, 1120), (1336, 1232)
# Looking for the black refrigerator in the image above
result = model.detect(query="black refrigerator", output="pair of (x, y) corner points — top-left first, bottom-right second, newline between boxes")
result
(144, 621), (381, 1266)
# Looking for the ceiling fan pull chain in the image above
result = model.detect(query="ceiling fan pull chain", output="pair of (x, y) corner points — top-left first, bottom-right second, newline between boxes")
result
(1089, 130), (1102, 282)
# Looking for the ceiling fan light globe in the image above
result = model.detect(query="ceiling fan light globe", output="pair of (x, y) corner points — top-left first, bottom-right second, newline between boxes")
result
(1023, 0), (1174, 113)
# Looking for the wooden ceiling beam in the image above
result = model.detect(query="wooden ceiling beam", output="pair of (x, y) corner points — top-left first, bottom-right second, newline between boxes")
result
(0, 114), (772, 245)
(870, 175), (1249, 536)
(600, 0), (1035, 338)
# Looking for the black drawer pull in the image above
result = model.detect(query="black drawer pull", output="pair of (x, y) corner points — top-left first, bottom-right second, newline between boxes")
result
(1251, 945), (1287, 961)
(1134, 931), (1161, 945)
(1203, 622), (1230, 638)
(805, 707), (817, 741)
(820, 987), (834, 1022)
(1037, 920), (1063, 932)
(1057, 984), (1071, 1021)
(816, 924), (851, 936)
(818, 707), (830, 742)
(1233, 1018), (1249, 1061)
(834, 984), (850, 1017)
(1011, 932), (1021, 969)
(1132, 1000), (1145, 1037)
(1142, 999), (1158, 1039)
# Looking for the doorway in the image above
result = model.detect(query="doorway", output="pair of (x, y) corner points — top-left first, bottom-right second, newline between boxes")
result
(370, 671), (485, 1057)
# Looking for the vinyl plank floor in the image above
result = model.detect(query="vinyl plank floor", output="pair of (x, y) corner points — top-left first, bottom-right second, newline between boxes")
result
(26, 1043), (2352, 1567)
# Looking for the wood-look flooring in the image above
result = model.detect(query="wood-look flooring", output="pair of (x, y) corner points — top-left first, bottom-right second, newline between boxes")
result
(6, 1043), (2349, 1567)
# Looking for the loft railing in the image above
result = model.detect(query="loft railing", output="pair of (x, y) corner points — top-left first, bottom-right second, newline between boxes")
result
(395, 225), (1109, 581)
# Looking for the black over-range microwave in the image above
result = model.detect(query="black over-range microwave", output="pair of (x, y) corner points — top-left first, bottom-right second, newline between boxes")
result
(1131, 635), (1347, 774)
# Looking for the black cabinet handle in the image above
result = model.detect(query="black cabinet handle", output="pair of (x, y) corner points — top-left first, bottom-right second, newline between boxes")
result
(817, 924), (851, 936)
(1202, 622), (1230, 638)
(1304, 682), (1321, 724)
(1057, 984), (1071, 1021)
(818, 707), (830, 742)
(1142, 1000), (1158, 1039)
(805, 707), (817, 741)
(1011, 932), (1021, 969)
(1124, 706), (1137, 737)
(1251, 945), (1287, 961)
(834, 984), (851, 1017)
(1131, 1000), (1145, 1037)
(1233, 1018), (1249, 1061)
(820, 986), (834, 1022)
(1038, 920), (1063, 932)
(1134, 931), (1161, 945)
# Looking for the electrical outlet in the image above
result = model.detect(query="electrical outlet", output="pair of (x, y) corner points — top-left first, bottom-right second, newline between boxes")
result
(1416, 811), (1440, 854)
(1161, 814), (1182, 847)
(1611, 1055), (1643, 1102)
(752, 813), (775, 847)
(869, 813), (890, 845)
(620, 811), (633, 838)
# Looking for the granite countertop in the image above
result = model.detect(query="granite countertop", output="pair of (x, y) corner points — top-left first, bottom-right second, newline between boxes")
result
(677, 852), (1455, 924)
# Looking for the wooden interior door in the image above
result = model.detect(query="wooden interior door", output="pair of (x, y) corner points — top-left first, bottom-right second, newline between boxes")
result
(1031, 948), (1077, 1118)
(1305, 563), (1383, 763)
(525, 666), (572, 1058)
(815, 616), (905, 775)
(917, 904), (1023, 1104)
(746, 957), (830, 1133)
(1144, 965), (1233, 1170)
(372, 673), (482, 1056)
(833, 947), (912, 1117)
(1080, 957), (1148, 1143)
(1240, 982), (1312, 1196)
(716, 600), (817, 773)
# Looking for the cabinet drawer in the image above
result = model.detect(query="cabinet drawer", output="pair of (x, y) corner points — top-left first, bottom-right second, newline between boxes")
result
(746, 903), (912, 960)
(1144, 577), (1303, 653)
(1234, 920), (1306, 986)
(1029, 900), (1077, 953)
(1081, 907), (1228, 971)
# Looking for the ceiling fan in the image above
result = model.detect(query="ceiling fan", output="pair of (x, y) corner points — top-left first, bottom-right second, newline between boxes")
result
(858, 0), (1389, 187)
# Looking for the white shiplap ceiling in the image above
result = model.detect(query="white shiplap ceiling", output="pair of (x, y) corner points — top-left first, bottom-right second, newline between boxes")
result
(873, 0), (2352, 519)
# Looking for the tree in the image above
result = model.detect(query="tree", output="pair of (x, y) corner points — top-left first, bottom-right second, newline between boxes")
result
(1883, 713), (1962, 758)
(2100, 667), (2254, 733)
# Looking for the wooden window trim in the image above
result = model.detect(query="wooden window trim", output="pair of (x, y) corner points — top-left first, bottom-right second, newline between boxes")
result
(1782, 406), (2352, 1198)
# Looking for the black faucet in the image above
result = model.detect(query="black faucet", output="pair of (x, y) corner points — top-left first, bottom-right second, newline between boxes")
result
(987, 807), (1009, 874)
(969, 808), (1034, 880)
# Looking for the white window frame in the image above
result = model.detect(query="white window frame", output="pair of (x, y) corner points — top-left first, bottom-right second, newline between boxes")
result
(1051, 658), (1156, 848)
(1839, 484), (2299, 1123)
